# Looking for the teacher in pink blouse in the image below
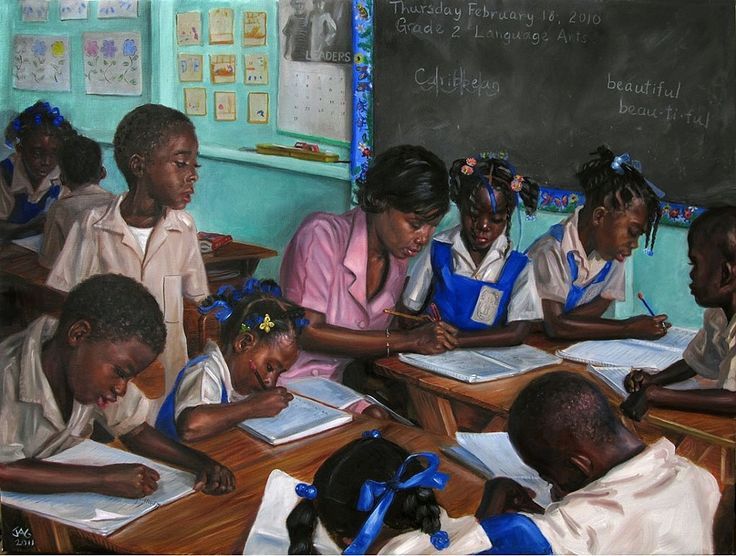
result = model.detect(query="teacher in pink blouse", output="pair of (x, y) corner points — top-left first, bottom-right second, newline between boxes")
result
(279, 145), (458, 413)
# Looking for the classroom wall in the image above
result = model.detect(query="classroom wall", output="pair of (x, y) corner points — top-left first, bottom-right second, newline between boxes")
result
(1, 0), (703, 329)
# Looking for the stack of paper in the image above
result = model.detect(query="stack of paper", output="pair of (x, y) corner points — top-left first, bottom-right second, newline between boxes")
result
(398, 344), (561, 383)
(0, 440), (195, 536)
(557, 327), (697, 371)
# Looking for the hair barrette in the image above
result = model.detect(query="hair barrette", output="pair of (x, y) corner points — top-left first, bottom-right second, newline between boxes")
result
(295, 483), (318, 500)
(362, 429), (382, 439)
(510, 174), (524, 192)
(465, 157), (477, 167)
(294, 316), (310, 331)
(259, 314), (274, 333)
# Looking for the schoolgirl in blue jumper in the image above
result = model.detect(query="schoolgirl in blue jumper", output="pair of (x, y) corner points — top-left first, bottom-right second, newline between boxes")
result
(401, 154), (541, 348)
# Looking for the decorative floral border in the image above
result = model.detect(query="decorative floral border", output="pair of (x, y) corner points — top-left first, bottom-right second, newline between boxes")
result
(349, 1), (701, 228)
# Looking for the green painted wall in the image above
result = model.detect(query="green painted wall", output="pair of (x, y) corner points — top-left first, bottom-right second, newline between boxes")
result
(1, 0), (703, 329)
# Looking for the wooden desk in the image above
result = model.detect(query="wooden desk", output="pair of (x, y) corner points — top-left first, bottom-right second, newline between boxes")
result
(21, 418), (485, 554)
(374, 334), (735, 489)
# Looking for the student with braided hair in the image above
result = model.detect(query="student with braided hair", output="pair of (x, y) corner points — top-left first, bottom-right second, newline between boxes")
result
(527, 145), (669, 340)
(156, 279), (306, 442)
(401, 153), (542, 348)
(0, 100), (76, 241)
(245, 430), (551, 554)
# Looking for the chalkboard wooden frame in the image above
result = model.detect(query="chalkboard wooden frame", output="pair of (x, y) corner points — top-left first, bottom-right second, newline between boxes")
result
(349, 0), (736, 227)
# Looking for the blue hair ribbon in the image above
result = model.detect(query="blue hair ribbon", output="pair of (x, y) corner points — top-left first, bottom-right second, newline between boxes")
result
(198, 299), (233, 322)
(342, 452), (450, 555)
(611, 152), (665, 200)
(295, 483), (318, 500)
(294, 316), (310, 332)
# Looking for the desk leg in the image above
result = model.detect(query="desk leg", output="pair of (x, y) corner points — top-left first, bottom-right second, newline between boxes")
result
(26, 513), (74, 553)
(722, 447), (734, 486)
(407, 386), (457, 436)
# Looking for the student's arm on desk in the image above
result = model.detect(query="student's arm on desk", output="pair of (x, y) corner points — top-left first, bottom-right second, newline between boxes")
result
(120, 422), (235, 495)
(625, 359), (696, 393)
(475, 478), (544, 520)
(0, 457), (160, 498)
(456, 321), (531, 349)
(621, 381), (736, 421)
(300, 308), (458, 357)
(176, 388), (293, 443)
(541, 298), (669, 341)
(0, 214), (45, 243)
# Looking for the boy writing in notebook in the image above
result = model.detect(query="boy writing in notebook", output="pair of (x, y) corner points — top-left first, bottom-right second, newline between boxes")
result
(477, 371), (719, 554)
(0, 274), (234, 497)
(622, 207), (736, 419)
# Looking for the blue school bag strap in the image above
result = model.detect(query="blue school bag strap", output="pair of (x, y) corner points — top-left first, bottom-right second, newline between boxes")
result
(546, 223), (613, 313)
(429, 240), (529, 330)
(155, 354), (227, 442)
(2, 158), (62, 225)
(476, 514), (552, 555)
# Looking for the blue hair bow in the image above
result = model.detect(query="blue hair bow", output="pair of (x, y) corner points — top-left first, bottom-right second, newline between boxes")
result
(611, 152), (665, 200)
(343, 452), (450, 555)
(242, 278), (283, 298)
(198, 299), (233, 322)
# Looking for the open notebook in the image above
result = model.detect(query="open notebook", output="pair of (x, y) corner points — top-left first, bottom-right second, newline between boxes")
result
(557, 327), (697, 371)
(443, 432), (553, 508)
(239, 394), (352, 446)
(286, 376), (415, 426)
(398, 344), (561, 383)
(586, 365), (702, 398)
(0, 440), (195, 536)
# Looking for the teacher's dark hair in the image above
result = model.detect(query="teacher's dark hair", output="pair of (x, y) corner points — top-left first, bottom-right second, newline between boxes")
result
(357, 145), (450, 219)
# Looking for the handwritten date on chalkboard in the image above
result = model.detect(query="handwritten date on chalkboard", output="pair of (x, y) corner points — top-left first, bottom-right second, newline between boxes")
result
(374, 0), (735, 206)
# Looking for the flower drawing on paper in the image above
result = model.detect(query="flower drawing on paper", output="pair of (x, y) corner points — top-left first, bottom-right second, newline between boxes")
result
(51, 41), (65, 57)
(122, 39), (137, 57)
(85, 40), (99, 57)
(101, 40), (117, 58)
(32, 40), (47, 57)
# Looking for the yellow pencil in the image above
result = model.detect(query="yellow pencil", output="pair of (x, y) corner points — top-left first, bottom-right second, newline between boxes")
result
(383, 308), (430, 322)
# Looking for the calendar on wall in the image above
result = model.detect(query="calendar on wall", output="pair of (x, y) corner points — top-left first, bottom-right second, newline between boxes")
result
(278, 66), (350, 142)
(277, 0), (351, 143)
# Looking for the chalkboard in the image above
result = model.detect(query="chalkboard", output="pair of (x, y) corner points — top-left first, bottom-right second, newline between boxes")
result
(373, 0), (736, 206)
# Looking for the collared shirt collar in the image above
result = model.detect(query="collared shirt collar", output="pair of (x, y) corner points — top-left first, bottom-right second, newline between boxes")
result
(435, 226), (510, 277)
(7, 152), (63, 201)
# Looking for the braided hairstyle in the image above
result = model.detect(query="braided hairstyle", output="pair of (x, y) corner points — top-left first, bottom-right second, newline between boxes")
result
(200, 279), (307, 350)
(576, 145), (662, 252)
(449, 155), (539, 252)
(4, 100), (75, 149)
(287, 437), (442, 554)
(113, 103), (195, 189)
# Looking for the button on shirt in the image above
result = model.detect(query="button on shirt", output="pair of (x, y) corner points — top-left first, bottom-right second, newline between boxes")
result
(528, 208), (625, 305)
(0, 316), (152, 463)
(402, 225), (542, 322)
(684, 307), (736, 391)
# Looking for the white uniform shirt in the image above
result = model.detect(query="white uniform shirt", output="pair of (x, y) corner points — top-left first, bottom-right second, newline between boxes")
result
(0, 316), (152, 462)
(527, 208), (626, 306)
(46, 194), (209, 390)
(402, 225), (542, 322)
(684, 307), (736, 391)
(525, 438), (719, 554)
(0, 153), (65, 220)
(173, 340), (249, 420)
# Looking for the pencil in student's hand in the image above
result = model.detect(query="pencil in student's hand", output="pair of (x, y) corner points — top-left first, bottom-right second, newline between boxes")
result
(383, 308), (429, 322)
(637, 291), (656, 316)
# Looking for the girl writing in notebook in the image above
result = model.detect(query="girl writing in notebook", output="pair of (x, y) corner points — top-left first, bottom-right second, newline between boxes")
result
(156, 279), (304, 443)
(47, 104), (209, 392)
(401, 153), (542, 347)
(0, 100), (75, 241)
(526, 145), (669, 340)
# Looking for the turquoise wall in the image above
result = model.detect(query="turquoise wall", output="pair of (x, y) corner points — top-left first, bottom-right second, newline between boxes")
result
(1, 0), (703, 329)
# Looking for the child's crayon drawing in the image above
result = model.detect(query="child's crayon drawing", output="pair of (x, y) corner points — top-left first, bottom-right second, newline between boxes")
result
(244, 54), (269, 85)
(210, 54), (236, 84)
(184, 87), (206, 116)
(248, 92), (269, 124)
(83, 32), (142, 96)
(243, 11), (267, 46)
(21, 0), (49, 22)
(209, 8), (234, 45)
(215, 91), (237, 121)
(176, 11), (202, 46)
(97, 0), (138, 19)
(12, 35), (70, 92)
(178, 53), (203, 82)
(59, 0), (88, 20)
